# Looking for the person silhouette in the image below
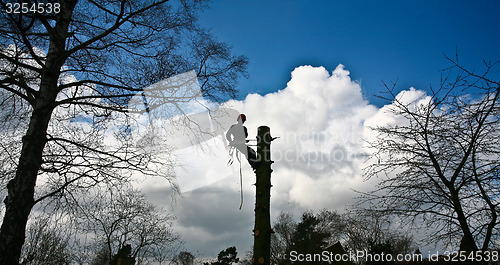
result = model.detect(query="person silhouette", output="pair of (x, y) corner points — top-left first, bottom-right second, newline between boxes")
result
(226, 114), (260, 170)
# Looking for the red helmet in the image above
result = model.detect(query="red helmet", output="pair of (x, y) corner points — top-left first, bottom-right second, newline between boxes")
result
(238, 114), (246, 122)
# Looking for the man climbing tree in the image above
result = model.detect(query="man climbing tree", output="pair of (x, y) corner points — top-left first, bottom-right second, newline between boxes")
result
(226, 114), (260, 170)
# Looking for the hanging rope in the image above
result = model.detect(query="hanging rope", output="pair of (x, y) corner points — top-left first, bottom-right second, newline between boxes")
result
(228, 145), (244, 210)
(237, 150), (243, 210)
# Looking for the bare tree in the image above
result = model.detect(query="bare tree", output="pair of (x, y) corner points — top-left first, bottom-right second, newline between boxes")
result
(342, 209), (414, 255)
(0, 0), (248, 263)
(20, 217), (73, 265)
(73, 186), (182, 265)
(270, 212), (296, 265)
(363, 57), (500, 252)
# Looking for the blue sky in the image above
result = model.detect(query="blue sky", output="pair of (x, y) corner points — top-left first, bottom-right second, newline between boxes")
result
(199, 0), (500, 106)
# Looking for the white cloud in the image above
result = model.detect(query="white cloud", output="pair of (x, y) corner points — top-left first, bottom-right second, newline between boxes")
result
(364, 88), (430, 126)
(228, 65), (377, 209)
(157, 64), (394, 255)
(1, 42), (457, 259)
(39, 63), (427, 256)
(363, 87), (432, 145)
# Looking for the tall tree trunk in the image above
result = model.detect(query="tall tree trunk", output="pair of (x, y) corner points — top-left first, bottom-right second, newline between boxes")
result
(0, 57), (63, 265)
(0, 104), (54, 264)
(451, 191), (479, 252)
(0, 1), (77, 263)
(253, 126), (272, 265)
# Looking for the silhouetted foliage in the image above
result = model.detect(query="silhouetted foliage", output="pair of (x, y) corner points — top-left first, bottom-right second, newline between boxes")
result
(270, 210), (414, 265)
(173, 251), (196, 265)
(366, 240), (394, 265)
(204, 246), (240, 265)
(290, 212), (330, 262)
(111, 244), (135, 265)
(90, 246), (110, 265)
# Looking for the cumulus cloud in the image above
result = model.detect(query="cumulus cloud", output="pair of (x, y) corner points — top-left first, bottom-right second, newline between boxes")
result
(3, 43), (428, 257)
(223, 65), (378, 209)
(153, 64), (403, 255)
(364, 87), (432, 130)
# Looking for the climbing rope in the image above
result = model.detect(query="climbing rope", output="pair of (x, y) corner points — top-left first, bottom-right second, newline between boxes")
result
(237, 150), (243, 210)
(227, 145), (244, 210)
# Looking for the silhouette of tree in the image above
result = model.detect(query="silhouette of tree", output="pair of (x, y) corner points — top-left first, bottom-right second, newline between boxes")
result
(173, 251), (196, 265)
(364, 57), (500, 251)
(111, 244), (134, 265)
(90, 245), (110, 265)
(289, 212), (330, 265)
(74, 186), (181, 264)
(269, 209), (413, 265)
(0, 0), (248, 263)
(342, 209), (414, 256)
(366, 240), (394, 265)
(204, 246), (239, 265)
(19, 217), (72, 265)
(271, 212), (296, 265)
(271, 211), (342, 265)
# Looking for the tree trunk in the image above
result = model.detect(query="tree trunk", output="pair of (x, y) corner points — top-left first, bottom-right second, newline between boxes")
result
(0, 106), (54, 264)
(0, 1), (76, 263)
(252, 126), (272, 265)
(451, 190), (479, 252)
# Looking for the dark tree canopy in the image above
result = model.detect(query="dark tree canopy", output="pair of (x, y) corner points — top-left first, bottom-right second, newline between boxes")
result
(173, 251), (196, 265)
(0, 0), (248, 264)
(270, 210), (414, 265)
(204, 246), (239, 265)
(290, 212), (330, 257)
